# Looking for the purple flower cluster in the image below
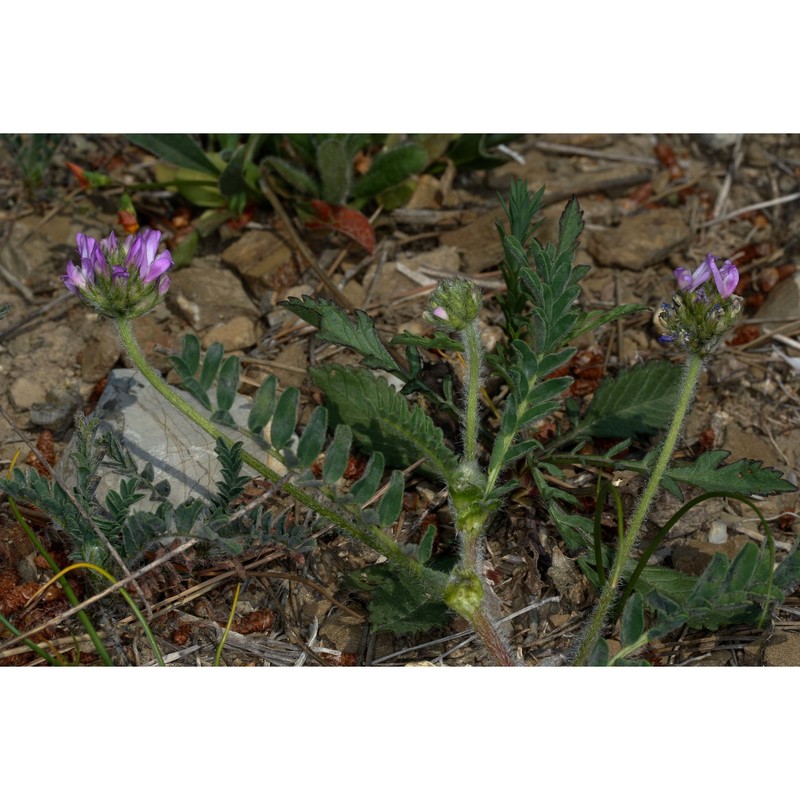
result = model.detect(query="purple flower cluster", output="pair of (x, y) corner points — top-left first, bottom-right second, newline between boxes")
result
(673, 253), (739, 299)
(63, 229), (173, 318)
(658, 252), (743, 356)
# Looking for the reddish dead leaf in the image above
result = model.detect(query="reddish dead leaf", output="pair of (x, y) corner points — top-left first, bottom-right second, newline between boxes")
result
(172, 623), (192, 646)
(654, 143), (684, 181)
(726, 324), (761, 347)
(84, 376), (109, 416)
(231, 610), (275, 635)
(26, 430), (56, 477)
(118, 209), (139, 234)
(305, 200), (376, 254)
(225, 206), (255, 231)
(66, 162), (90, 189)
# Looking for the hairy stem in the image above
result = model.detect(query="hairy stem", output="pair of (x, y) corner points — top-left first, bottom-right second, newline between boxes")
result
(115, 317), (444, 595)
(461, 320), (482, 464)
(573, 353), (704, 665)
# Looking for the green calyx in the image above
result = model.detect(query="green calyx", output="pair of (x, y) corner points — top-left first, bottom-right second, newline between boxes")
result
(443, 570), (484, 619)
(659, 290), (743, 356)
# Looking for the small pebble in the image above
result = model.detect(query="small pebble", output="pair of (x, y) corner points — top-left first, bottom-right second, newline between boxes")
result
(708, 519), (728, 544)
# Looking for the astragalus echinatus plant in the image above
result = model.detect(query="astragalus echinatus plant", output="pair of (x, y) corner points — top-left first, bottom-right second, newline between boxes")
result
(1, 180), (796, 666)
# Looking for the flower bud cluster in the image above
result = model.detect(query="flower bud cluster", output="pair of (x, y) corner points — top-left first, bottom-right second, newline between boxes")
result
(658, 253), (742, 356)
(63, 229), (173, 319)
(424, 277), (482, 332)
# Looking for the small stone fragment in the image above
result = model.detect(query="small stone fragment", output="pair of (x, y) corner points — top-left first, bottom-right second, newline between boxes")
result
(9, 377), (47, 412)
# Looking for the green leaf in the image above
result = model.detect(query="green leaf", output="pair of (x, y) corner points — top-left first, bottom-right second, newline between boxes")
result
(587, 637), (610, 666)
(127, 134), (220, 175)
(296, 406), (328, 469)
(360, 566), (450, 635)
(281, 295), (398, 373)
(572, 304), (649, 340)
(199, 341), (224, 390)
(581, 361), (683, 439)
(350, 452), (385, 505)
(172, 333), (201, 377)
(248, 375), (277, 433)
(556, 196), (584, 262)
(390, 330), (464, 352)
(262, 155), (321, 197)
(774, 542), (800, 593)
(271, 387), (299, 451)
(219, 145), (249, 197)
(636, 565), (698, 606)
(316, 138), (351, 205)
(310, 364), (459, 481)
(620, 592), (645, 647)
(351, 143), (427, 200)
(663, 450), (797, 499)
(215, 356), (240, 412)
(417, 524), (436, 564)
(322, 424), (352, 484)
(377, 470), (405, 527)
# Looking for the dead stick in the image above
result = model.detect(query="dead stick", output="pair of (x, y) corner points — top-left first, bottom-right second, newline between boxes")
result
(259, 173), (355, 311)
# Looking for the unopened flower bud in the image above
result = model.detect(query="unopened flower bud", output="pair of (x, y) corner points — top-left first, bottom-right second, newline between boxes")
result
(424, 278), (482, 332)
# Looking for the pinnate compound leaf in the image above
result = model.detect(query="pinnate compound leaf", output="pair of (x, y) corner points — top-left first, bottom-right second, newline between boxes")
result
(282, 296), (396, 371)
(581, 361), (683, 439)
(311, 364), (458, 481)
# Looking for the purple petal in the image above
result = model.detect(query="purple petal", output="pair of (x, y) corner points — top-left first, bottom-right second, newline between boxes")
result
(143, 229), (161, 265)
(718, 259), (739, 298)
(673, 267), (694, 291)
(157, 274), (171, 295)
(142, 251), (173, 283)
(101, 231), (118, 256)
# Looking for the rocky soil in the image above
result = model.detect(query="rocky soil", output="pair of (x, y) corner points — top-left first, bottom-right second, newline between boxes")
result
(1, 133), (799, 666)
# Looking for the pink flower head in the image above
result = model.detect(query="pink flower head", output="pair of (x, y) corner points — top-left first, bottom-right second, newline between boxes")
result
(124, 228), (173, 285)
(432, 306), (449, 321)
(674, 253), (739, 299)
(63, 228), (173, 318)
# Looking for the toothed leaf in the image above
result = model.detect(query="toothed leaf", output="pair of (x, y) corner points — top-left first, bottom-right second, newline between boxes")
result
(310, 364), (458, 481)
(281, 295), (398, 373)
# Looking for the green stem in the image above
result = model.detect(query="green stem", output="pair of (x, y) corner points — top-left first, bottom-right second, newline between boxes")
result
(114, 317), (444, 596)
(573, 353), (704, 665)
(461, 320), (481, 464)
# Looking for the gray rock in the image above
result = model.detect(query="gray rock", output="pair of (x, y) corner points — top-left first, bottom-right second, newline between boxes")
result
(57, 368), (266, 508)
